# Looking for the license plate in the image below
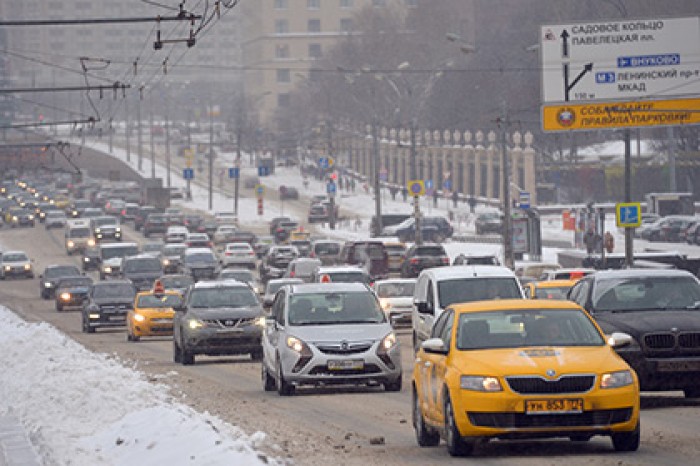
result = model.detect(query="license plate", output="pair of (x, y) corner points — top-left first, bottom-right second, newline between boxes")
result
(525, 398), (583, 415)
(327, 359), (364, 371)
(657, 360), (700, 372)
(109, 315), (125, 322)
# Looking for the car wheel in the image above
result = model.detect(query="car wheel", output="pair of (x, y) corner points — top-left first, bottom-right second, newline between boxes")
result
(413, 387), (440, 447)
(611, 421), (640, 452)
(684, 387), (700, 398)
(276, 360), (295, 396)
(181, 344), (195, 365)
(55, 303), (63, 312)
(250, 348), (263, 361)
(384, 373), (402, 392)
(262, 364), (276, 392)
(173, 339), (182, 363)
(40, 290), (47, 299)
(445, 394), (475, 457)
(127, 331), (139, 342)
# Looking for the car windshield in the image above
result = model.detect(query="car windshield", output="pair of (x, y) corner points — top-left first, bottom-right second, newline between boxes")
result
(534, 286), (571, 300)
(45, 266), (81, 278)
(415, 246), (445, 256)
(57, 277), (93, 288)
(314, 243), (340, 255)
(355, 244), (385, 260)
(94, 217), (118, 226)
(185, 253), (216, 264)
(438, 277), (522, 309)
(160, 276), (193, 289)
(189, 287), (258, 308)
(136, 294), (183, 308)
(3, 253), (28, 262)
(376, 281), (415, 298)
(265, 280), (301, 295)
(592, 275), (700, 311)
(163, 245), (186, 256)
(456, 309), (605, 350)
(123, 259), (161, 273)
(395, 217), (415, 228)
(101, 246), (139, 260)
(220, 270), (254, 282)
(69, 228), (91, 238)
(288, 292), (386, 326)
(143, 243), (163, 252)
(479, 212), (500, 220)
(92, 284), (136, 299)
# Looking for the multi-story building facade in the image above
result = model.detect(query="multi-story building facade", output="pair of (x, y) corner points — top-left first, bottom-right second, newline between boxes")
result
(240, 0), (419, 125)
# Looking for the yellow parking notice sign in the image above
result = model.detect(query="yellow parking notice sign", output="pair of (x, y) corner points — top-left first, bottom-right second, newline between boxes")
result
(616, 202), (642, 228)
(542, 98), (700, 132)
(184, 149), (194, 168)
(407, 180), (425, 197)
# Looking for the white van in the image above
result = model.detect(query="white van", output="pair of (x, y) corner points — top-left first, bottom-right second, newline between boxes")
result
(65, 219), (95, 255)
(411, 265), (524, 351)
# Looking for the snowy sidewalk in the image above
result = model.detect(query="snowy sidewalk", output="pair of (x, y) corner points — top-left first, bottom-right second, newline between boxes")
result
(0, 416), (41, 466)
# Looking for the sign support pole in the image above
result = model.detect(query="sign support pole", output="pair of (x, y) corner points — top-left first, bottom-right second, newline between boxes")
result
(414, 195), (422, 246)
(624, 129), (634, 268)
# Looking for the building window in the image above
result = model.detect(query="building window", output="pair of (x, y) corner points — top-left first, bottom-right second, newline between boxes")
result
(340, 0), (354, 7)
(277, 68), (291, 83)
(278, 93), (291, 107)
(274, 0), (288, 8)
(275, 19), (289, 34)
(308, 43), (322, 59)
(340, 18), (353, 33)
(275, 44), (289, 59)
(307, 0), (320, 8)
(372, 0), (386, 6)
(308, 19), (321, 33)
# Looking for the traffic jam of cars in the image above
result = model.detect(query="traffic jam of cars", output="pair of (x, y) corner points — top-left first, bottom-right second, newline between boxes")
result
(2, 175), (700, 460)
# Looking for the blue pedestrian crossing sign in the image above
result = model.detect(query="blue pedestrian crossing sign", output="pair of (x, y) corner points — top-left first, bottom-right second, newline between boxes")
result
(616, 202), (642, 228)
(326, 181), (337, 195)
(183, 168), (194, 180)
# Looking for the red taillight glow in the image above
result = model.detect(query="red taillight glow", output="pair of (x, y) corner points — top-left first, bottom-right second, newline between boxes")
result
(410, 258), (419, 264)
(442, 257), (450, 264)
(290, 271), (295, 277)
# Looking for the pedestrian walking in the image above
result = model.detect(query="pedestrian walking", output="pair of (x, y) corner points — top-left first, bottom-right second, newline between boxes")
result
(452, 190), (459, 208)
(583, 227), (600, 255)
(604, 231), (615, 253)
(401, 187), (408, 202)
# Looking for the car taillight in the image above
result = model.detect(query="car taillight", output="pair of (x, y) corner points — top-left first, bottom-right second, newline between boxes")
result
(290, 271), (295, 277)
(249, 251), (254, 256)
(207, 242), (212, 248)
(410, 258), (419, 264)
(225, 252), (232, 255)
(442, 257), (450, 264)
(121, 209), (126, 216)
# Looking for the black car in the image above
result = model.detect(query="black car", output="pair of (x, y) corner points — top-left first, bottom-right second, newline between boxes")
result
(91, 215), (122, 242)
(568, 269), (700, 398)
(134, 205), (159, 231)
(81, 280), (137, 333)
(475, 211), (503, 235)
(8, 208), (36, 228)
(181, 248), (219, 281)
(260, 245), (299, 284)
(173, 280), (264, 365)
(39, 264), (82, 299)
(400, 244), (450, 278)
(159, 243), (187, 274)
(388, 216), (453, 243)
(143, 213), (169, 238)
(54, 276), (94, 312)
(183, 214), (206, 233)
(158, 273), (194, 295)
(269, 216), (292, 236)
(82, 246), (101, 272)
(279, 186), (299, 200)
(120, 254), (163, 291)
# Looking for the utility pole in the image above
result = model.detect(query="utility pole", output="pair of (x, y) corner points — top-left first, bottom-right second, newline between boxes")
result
(234, 115), (242, 217)
(137, 88), (142, 171)
(124, 91), (130, 162)
(410, 122), (422, 245)
(149, 107), (155, 178)
(624, 129), (633, 268)
(208, 103), (214, 210)
(165, 93), (171, 188)
(372, 115), (382, 237)
(668, 126), (677, 192)
(500, 103), (514, 270)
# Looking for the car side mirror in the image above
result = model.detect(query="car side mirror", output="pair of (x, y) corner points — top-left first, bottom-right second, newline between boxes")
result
(415, 301), (430, 314)
(422, 338), (448, 355)
(607, 332), (632, 349)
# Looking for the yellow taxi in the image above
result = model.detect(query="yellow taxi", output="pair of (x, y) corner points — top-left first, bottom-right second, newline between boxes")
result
(126, 281), (183, 342)
(412, 299), (640, 456)
(523, 279), (578, 300)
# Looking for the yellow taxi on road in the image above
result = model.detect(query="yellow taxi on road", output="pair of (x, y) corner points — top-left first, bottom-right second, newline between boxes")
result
(126, 281), (183, 342)
(412, 299), (640, 456)
(523, 279), (578, 300)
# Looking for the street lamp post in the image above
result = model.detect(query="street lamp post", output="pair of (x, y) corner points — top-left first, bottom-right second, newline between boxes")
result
(499, 103), (514, 270)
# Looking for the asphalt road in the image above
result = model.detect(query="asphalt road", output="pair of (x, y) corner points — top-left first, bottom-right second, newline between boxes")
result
(2, 220), (700, 465)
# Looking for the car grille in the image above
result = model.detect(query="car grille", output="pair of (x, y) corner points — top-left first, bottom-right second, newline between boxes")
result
(468, 408), (632, 429)
(643, 332), (700, 354)
(505, 375), (595, 394)
(308, 364), (381, 376)
(99, 304), (131, 311)
(315, 341), (373, 355)
(203, 317), (257, 329)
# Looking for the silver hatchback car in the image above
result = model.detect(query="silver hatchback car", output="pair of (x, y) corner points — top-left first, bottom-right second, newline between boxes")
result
(262, 282), (402, 395)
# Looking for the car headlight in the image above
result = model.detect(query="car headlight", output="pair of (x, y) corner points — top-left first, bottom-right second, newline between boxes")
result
(60, 292), (71, 301)
(256, 316), (266, 327)
(3, 266), (9, 271)
(286, 336), (307, 353)
(601, 370), (634, 389)
(103, 266), (112, 273)
(460, 375), (503, 392)
(379, 298), (391, 311)
(162, 259), (170, 266)
(67, 240), (75, 248)
(44, 282), (53, 288)
(380, 332), (397, 351)
(89, 313), (100, 319)
(188, 318), (204, 329)
(115, 227), (121, 232)
(133, 313), (146, 322)
(24, 264), (31, 270)
(28, 215), (34, 220)
(83, 257), (90, 262)
(12, 216), (18, 221)
(87, 239), (96, 246)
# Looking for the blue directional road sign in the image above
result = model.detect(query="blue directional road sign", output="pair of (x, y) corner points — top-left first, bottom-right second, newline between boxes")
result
(326, 181), (337, 195)
(183, 168), (194, 180)
(616, 202), (642, 228)
(519, 191), (531, 209)
(228, 167), (239, 179)
(318, 157), (329, 169)
(443, 179), (452, 190)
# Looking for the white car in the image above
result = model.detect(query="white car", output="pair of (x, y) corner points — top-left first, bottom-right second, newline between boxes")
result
(0, 250), (34, 279)
(221, 242), (257, 269)
(372, 278), (416, 328)
(165, 225), (189, 243)
(214, 211), (238, 225)
(213, 225), (238, 245)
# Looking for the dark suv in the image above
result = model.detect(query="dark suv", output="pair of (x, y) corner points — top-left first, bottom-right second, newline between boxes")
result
(568, 269), (700, 398)
(81, 280), (137, 333)
(339, 241), (389, 281)
(134, 205), (159, 231)
(143, 213), (169, 238)
(121, 254), (163, 291)
(400, 244), (450, 278)
(390, 216), (453, 243)
(173, 280), (264, 365)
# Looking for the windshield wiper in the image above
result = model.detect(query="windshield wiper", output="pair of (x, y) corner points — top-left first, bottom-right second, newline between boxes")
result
(341, 319), (382, 324)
